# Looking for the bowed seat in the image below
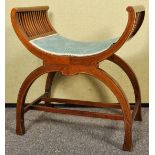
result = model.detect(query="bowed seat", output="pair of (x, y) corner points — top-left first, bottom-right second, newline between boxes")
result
(11, 5), (145, 151)
(30, 34), (118, 56)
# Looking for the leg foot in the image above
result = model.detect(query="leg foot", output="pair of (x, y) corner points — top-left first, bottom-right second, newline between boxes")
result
(134, 105), (142, 121)
(16, 114), (25, 135)
(123, 122), (133, 151)
(123, 143), (133, 151)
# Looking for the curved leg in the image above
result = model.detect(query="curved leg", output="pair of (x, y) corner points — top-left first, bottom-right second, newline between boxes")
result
(16, 65), (61, 135)
(44, 72), (56, 104)
(84, 67), (132, 151)
(16, 64), (133, 150)
(108, 54), (142, 121)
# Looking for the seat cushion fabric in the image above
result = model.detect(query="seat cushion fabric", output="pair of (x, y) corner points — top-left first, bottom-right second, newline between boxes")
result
(30, 34), (118, 57)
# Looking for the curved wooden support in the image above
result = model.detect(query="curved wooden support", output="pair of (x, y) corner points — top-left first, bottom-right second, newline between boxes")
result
(70, 6), (145, 64)
(84, 67), (133, 151)
(16, 65), (132, 150)
(107, 54), (142, 121)
(16, 64), (87, 135)
(16, 65), (61, 135)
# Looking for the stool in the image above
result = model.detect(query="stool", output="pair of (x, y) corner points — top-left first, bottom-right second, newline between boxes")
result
(11, 5), (145, 151)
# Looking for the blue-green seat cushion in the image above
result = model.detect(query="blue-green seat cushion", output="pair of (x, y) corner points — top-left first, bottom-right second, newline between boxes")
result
(30, 34), (118, 57)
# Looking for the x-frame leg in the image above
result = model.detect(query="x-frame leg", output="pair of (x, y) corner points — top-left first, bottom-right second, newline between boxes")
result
(16, 62), (140, 151)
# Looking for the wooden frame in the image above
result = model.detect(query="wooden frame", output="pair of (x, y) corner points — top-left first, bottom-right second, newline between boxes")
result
(11, 5), (145, 151)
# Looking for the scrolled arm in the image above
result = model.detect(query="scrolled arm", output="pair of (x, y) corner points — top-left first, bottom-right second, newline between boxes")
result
(11, 6), (56, 40)
(86, 5), (145, 63)
(11, 6), (57, 60)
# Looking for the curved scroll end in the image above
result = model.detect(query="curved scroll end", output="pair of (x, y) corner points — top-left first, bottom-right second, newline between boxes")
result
(11, 6), (55, 41)
(107, 5), (145, 53)
(127, 5), (145, 13)
(126, 6), (145, 40)
(94, 6), (137, 61)
(117, 5), (145, 43)
(78, 5), (145, 63)
(11, 6), (59, 60)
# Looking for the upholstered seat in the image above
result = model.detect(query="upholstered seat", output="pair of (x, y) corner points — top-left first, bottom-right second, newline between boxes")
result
(30, 34), (118, 56)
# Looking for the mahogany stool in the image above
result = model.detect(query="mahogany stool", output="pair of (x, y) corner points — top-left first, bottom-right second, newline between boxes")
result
(11, 5), (145, 151)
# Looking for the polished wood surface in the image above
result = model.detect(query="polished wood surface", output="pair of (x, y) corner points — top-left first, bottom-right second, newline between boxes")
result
(11, 5), (145, 151)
